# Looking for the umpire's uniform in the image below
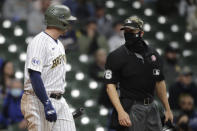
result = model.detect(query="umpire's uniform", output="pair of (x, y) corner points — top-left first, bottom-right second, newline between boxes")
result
(104, 17), (164, 131)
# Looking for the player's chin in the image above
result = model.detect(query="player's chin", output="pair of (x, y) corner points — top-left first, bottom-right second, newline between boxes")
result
(61, 30), (68, 36)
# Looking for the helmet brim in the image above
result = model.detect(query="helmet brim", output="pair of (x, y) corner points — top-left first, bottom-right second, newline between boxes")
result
(68, 15), (77, 21)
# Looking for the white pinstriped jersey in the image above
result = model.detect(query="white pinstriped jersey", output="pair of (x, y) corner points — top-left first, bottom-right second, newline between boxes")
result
(24, 32), (67, 93)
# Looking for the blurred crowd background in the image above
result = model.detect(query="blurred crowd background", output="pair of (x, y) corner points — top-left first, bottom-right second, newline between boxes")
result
(0, 0), (197, 131)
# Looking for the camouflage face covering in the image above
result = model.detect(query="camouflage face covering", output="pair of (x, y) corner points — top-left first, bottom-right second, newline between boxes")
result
(121, 16), (144, 31)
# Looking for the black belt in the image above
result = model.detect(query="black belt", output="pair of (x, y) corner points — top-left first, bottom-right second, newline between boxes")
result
(133, 98), (153, 105)
(50, 93), (62, 100)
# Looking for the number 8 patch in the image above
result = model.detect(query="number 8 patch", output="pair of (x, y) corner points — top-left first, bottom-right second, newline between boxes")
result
(105, 70), (112, 79)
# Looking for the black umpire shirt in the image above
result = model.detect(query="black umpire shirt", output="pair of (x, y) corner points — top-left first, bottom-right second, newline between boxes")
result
(104, 45), (164, 100)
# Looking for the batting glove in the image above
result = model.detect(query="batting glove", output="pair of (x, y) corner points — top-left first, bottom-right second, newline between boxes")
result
(44, 100), (57, 122)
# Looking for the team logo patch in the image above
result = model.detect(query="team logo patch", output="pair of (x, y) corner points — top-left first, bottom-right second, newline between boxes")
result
(31, 57), (40, 66)
(151, 55), (156, 62)
(153, 69), (160, 76)
(105, 70), (112, 79)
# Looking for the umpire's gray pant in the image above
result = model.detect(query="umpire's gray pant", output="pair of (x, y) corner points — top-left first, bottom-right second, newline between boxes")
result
(119, 102), (162, 131)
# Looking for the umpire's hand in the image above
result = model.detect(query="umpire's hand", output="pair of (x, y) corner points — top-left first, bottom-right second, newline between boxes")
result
(44, 100), (57, 122)
(164, 110), (173, 123)
(118, 110), (132, 127)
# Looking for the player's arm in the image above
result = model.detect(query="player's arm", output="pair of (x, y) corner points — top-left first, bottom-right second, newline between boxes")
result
(28, 69), (49, 105)
(26, 38), (56, 122)
(106, 84), (131, 127)
(155, 80), (173, 122)
(29, 69), (57, 122)
(104, 54), (131, 127)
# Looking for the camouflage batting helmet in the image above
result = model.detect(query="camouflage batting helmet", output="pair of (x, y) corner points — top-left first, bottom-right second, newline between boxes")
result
(120, 16), (143, 31)
(45, 5), (77, 30)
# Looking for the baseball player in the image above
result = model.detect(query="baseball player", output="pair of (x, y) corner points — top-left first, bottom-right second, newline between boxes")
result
(105, 16), (173, 131)
(21, 5), (77, 131)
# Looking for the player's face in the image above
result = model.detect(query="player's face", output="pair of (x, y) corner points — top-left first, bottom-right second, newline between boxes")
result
(59, 28), (68, 35)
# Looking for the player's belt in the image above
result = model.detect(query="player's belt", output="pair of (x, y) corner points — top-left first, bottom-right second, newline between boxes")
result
(24, 90), (63, 100)
(50, 93), (62, 100)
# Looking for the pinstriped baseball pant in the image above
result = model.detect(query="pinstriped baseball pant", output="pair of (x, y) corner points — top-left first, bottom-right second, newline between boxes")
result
(21, 92), (76, 131)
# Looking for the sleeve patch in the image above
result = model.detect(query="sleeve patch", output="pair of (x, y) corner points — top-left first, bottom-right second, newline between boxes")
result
(151, 55), (157, 62)
(31, 57), (41, 66)
(104, 70), (112, 79)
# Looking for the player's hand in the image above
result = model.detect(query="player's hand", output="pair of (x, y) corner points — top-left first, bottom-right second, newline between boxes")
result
(44, 100), (57, 122)
(165, 110), (173, 123)
(118, 110), (132, 127)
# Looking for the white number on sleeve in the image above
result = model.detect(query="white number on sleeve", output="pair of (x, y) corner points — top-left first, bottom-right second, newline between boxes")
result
(105, 70), (112, 79)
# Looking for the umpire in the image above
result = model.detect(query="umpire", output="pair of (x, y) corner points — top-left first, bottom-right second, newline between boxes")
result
(105, 16), (173, 131)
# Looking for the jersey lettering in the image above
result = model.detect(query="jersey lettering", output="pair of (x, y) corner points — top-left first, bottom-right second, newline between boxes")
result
(51, 54), (66, 69)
